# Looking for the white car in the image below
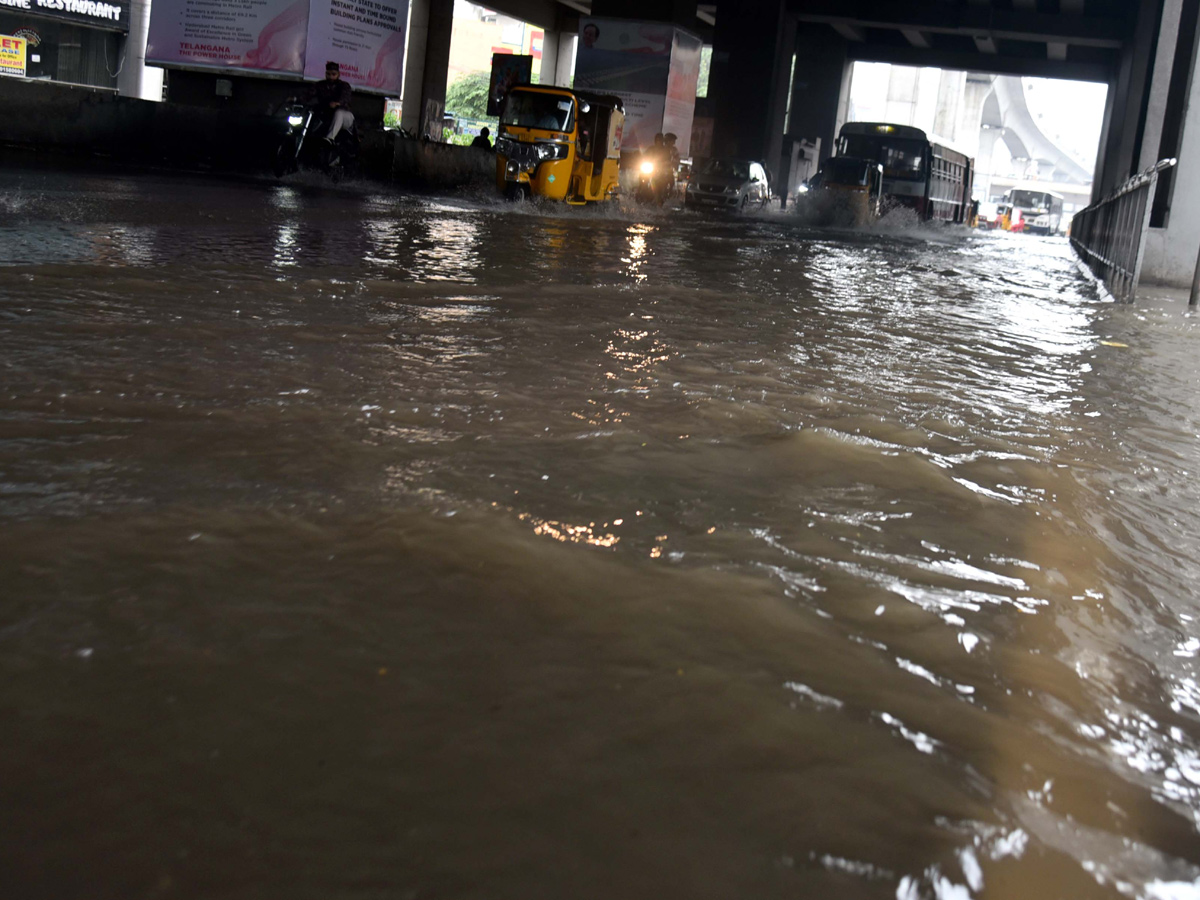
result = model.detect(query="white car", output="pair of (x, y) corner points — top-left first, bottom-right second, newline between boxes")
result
(685, 158), (771, 210)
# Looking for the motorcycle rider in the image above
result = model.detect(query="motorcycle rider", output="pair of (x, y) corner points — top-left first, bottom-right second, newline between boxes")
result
(306, 61), (354, 144)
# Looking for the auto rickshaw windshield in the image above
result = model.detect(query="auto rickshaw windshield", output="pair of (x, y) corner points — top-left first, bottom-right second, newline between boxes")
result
(501, 92), (575, 132)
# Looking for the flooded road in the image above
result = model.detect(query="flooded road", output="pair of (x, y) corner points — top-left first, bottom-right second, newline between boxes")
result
(3, 163), (1200, 899)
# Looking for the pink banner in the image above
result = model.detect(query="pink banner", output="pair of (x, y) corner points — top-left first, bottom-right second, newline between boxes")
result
(147, 0), (408, 93)
(303, 0), (407, 93)
(146, 0), (308, 73)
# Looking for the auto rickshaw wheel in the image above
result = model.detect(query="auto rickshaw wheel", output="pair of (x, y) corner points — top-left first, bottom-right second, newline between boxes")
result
(504, 184), (530, 202)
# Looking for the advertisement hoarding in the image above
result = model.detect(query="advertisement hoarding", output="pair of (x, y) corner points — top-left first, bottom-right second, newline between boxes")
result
(303, 0), (406, 93)
(146, 0), (408, 93)
(662, 29), (701, 157)
(0, 0), (129, 32)
(146, 0), (308, 73)
(486, 52), (530, 117)
(0, 34), (27, 77)
(574, 17), (673, 152)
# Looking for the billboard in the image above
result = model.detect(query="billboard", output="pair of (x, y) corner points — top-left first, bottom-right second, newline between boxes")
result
(0, 34), (27, 78)
(663, 29), (702, 157)
(0, 0), (129, 31)
(574, 18), (699, 155)
(146, 0), (408, 94)
(303, 0), (406, 93)
(487, 52), (531, 117)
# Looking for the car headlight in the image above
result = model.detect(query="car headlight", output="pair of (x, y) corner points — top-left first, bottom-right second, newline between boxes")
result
(536, 142), (570, 161)
(640, 160), (655, 175)
(725, 185), (741, 194)
(287, 114), (304, 126)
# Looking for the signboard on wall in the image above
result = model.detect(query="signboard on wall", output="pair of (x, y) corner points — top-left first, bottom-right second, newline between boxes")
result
(0, 34), (27, 77)
(487, 52), (530, 117)
(145, 0), (408, 94)
(0, 0), (130, 32)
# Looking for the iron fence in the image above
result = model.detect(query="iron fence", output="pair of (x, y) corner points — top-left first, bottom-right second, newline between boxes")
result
(1069, 158), (1176, 302)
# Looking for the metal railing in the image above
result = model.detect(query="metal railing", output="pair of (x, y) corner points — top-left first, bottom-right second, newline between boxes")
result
(1069, 158), (1176, 302)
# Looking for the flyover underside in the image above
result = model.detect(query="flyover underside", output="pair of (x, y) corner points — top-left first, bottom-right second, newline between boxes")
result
(786, 0), (1133, 84)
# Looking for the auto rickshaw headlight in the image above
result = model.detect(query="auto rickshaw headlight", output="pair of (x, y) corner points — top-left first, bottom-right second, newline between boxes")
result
(536, 142), (570, 161)
(640, 160), (655, 175)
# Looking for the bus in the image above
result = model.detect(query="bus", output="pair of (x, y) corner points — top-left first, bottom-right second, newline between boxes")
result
(998, 186), (1064, 235)
(835, 122), (974, 223)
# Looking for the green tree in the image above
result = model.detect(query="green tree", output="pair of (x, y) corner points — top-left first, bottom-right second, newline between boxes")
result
(445, 70), (491, 119)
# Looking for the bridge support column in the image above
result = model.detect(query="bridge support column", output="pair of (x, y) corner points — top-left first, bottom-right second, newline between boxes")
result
(401, 0), (454, 137)
(709, 0), (793, 164)
(783, 24), (850, 168)
(1138, 0), (1200, 286)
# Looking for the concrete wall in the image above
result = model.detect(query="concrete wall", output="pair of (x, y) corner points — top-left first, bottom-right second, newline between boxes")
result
(0, 76), (500, 192)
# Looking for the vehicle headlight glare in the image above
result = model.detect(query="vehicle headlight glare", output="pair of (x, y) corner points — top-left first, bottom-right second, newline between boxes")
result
(288, 115), (304, 126)
(640, 160), (655, 175)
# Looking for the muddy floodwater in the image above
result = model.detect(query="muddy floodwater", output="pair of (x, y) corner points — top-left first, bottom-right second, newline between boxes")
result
(3, 163), (1200, 900)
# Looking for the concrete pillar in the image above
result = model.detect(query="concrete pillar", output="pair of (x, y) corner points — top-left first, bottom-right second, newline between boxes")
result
(782, 24), (848, 167)
(1094, 0), (1166, 195)
(537, 30), (575, 87)
(540, 29), (559, 85)
(933, 70), (965, 144)
(554, 32), (576, 87)
(957, 74), (993, 160)
(401, 0), (430, 133)
(1141, 0), (1200, 286)
(117, 0), (163, 100)
(709, 0), (789, 162)
(419, 0), (454, 138)
(1138, 0), (1184, 171)
(885, 66), (920, 126)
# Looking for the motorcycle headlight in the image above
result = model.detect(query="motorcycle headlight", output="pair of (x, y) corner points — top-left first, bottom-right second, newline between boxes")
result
(287, 114), (304, 126)
(640, 160), (655, 175)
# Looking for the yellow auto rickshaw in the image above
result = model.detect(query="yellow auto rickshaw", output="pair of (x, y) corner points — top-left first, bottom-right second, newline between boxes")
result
(811, 156), (884, 226)
(495, 86), (624, 204)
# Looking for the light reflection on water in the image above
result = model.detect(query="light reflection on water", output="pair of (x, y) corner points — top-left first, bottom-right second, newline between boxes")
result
(2, 165), (1200, 899)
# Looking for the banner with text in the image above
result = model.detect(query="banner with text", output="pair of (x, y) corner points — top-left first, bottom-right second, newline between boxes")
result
(146, 0), (308, 73)
(146, 0), (408, 93)
(0, 34), (27, 77)
(662, 29), (701, 157)
(0, 0), (129, 33)
(574, 18), (671, 152)
(303, 0), (407, 94)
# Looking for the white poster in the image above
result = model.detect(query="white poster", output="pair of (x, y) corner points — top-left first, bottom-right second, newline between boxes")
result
(146, 0), (309, 73)
(303, 0), (407, 93)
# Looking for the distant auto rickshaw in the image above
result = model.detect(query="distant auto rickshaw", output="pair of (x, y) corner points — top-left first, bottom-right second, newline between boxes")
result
(495, 86), (625, 204)
(810, 156), (884, 225)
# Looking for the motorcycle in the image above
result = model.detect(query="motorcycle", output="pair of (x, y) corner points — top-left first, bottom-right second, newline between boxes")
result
(273, 99), (359, 182)
(634, 156), (674, 206)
